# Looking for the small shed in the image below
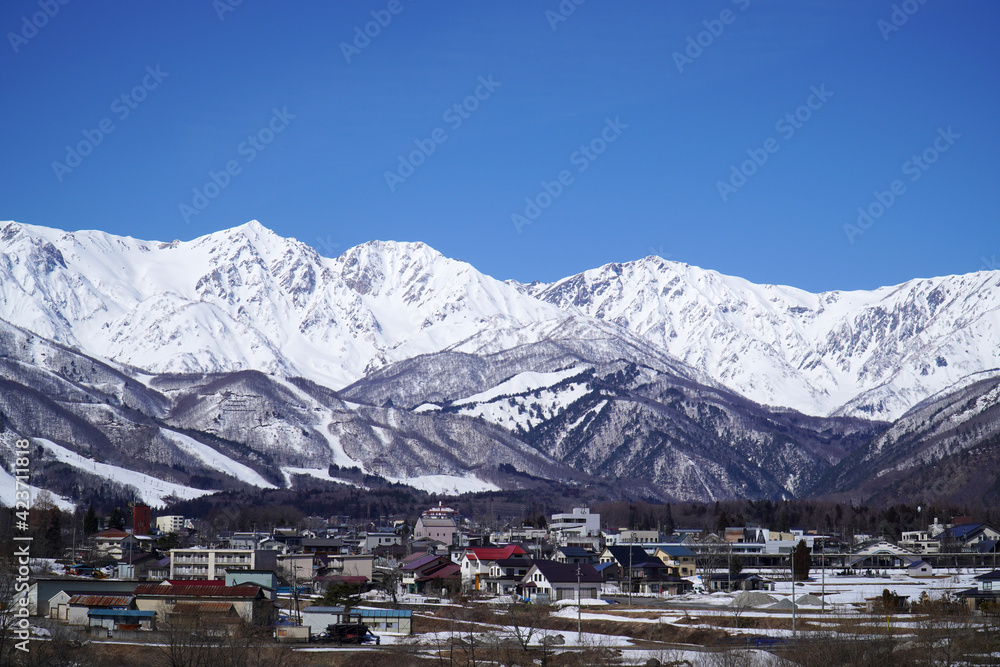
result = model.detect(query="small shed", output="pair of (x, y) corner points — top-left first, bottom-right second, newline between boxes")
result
(301, 606), (413, 636)
(907, 560), (934, 578)
(87, 609), (156, 631)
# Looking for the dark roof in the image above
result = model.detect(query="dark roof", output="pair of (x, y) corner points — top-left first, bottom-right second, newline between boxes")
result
(708, 573), (771, 582)
(88, 609), (155, 619)
(605, 546), (649, 566)
(301, 538), (346, 548)
(401, 553), (442, 571)
(939, 523), (988, 541)
(302, 606), (411, 618)
(529, 560), (602, 584)
(165, 580), (224, 587)
(974, 570), (1000, 581)
(416, 562), (460, 582)
(314, 575), (368, 584)
(557, 547), (594, 557)
(118, 552), (159, 564)
(975, 540), (998, 554)
(656, 545), (696, 558)
(134, 584), (263, 599)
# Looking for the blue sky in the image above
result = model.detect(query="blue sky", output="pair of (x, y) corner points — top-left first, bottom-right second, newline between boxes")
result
(2, 0), (997, 292)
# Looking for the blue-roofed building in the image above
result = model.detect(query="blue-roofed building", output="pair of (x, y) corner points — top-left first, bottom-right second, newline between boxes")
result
(87, 609), (156, 632)
(654, 546), (697, 577)
(938, 523), (1000, 551)
(301, 606), (412, 636)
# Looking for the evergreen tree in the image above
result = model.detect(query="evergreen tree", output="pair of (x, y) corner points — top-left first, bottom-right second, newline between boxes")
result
(108, 506), (125, 531)
(791, 539), (811, 582)
(664, 504), (675, 535)
(83, 505), (99, 535)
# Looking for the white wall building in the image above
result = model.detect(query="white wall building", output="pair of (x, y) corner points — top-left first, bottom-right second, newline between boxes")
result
(169, 548), (278, 580)
(550, 507), (601, 542)
(155, 515), (190, 533)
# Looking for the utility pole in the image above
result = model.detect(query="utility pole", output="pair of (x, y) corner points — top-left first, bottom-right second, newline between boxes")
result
(576, 563), (582, 642)
(820, 537), (825, 613)
(627, 547), (633, 605)
(791, 546), (797, 637)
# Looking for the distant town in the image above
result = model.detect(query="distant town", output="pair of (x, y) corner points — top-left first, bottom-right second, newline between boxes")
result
(2, 497), (999, 665)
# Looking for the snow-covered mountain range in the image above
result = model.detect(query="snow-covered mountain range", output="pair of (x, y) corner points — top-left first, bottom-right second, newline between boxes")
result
(4, 220), (997, 420)
(1, 219), (998, 505)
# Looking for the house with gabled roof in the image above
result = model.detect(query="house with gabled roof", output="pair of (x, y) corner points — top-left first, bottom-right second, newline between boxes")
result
(133, 584), (275, 626)
(485, 558), (534, 596)
(520, 561), (602, 602)
(401, 553), (461, 595)
(938, 523), (1000, 551)
(553, 546), (597, 565)
(599, 545), (692, 595)
(957, 569), (1000, 613)
(93, 529), (143, 561)
(654, 545), (697, 577)
(461, 545), (528, 591)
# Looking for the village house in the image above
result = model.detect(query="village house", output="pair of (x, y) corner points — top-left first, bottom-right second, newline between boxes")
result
(706, 573), (775, 592)
(461, 545), (528, 591)
(957, 569), (1000, 613)
(937, 523), (1000, 551)
(654, 545), (697, 577)
(401, 553), (461, 596)
(553, 546), (598, 565)
(484, 558), (534, 596)
(521, 561), (602, 602)
(92, 529), (144, 561)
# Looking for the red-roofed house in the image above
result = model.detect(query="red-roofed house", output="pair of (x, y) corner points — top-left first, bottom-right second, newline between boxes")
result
(93, 529), (142, 560)
(402, 554), (461, 596)
(461, 545), (528, 591)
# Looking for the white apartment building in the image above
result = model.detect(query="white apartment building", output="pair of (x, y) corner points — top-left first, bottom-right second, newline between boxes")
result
(155, 515), (190, 533)
(550, 507), (601, 539)
(169, 548), (278, 580)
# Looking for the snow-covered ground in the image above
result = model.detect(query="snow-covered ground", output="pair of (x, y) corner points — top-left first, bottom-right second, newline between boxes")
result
(382, 473), (500, 494)
(32, 437), (214, 507)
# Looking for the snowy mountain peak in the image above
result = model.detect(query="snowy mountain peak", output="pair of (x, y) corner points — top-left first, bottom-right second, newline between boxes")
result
(1, 220), (997, 421)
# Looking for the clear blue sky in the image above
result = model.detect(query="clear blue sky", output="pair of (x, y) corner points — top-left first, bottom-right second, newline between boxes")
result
(2, 1), (997, 292)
